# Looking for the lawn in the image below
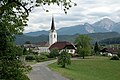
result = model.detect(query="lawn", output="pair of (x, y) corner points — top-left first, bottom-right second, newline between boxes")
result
(48, 56), (120, 80)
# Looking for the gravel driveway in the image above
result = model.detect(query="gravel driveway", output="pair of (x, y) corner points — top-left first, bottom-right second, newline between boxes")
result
(27, 60), (69, 80)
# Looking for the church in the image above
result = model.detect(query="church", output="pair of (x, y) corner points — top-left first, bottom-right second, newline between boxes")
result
(24, 16), (76, 55)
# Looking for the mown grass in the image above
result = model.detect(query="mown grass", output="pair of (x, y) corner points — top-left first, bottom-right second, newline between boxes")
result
(48, 56), (120, 80)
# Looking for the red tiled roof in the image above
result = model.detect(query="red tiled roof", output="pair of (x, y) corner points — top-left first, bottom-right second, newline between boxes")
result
(49, 41), (76, 50)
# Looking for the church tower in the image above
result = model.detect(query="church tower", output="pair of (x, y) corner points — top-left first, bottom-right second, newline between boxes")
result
(49, 16), (57, 46)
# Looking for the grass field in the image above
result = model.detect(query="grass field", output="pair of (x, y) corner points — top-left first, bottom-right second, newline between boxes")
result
(48, 56), (120, 80)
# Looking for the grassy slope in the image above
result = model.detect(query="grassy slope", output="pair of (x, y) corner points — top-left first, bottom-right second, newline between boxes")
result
(48, 57), (120, 80)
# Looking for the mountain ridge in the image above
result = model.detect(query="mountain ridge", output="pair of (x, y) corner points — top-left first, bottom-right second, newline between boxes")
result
(25, 18), (120, 36)
(15, 32), (120, 45)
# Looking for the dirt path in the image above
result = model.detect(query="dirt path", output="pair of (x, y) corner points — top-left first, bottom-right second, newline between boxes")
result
(27, 60), (69, 80)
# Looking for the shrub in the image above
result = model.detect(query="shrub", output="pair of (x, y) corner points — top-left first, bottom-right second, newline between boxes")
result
(25, 55), (35, 60)
(22, 74), (30, 80)
(35, 55), (48, 62)
(33, 52), (39, 55)
(110, 56), (119, 60)
(40, 52), (50, 58)
(117, 54), (120, 58)
(49, 49), (59, 58)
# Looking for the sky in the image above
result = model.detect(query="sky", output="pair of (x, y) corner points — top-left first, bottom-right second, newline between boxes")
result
(24, 0), (120, 33)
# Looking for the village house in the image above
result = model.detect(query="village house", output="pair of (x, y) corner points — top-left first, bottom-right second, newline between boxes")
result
(24, 16), (76, 55)
(100, 47), (119, 56)
(49, 41), (76, 55)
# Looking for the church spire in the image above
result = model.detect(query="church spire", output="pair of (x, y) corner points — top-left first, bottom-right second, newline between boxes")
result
(51, 16), (55, 30)
(49, 16), (57, 46)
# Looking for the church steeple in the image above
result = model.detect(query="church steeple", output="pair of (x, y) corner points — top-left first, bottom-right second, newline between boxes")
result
(49, 16), (57, 46)
(51, 16), (55, 31)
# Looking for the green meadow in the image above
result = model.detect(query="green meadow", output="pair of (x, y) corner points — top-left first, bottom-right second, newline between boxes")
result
(48, 56), (120, 80)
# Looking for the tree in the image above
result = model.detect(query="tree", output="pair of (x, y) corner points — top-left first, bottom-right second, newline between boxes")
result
(0, 44), (30, 80)
(49, 49), (59, 58)
(94, 42), (100, 55)
(25, 41), (31, 44)
(58, 50), (71, 68)
(0, 0), (76, 79)
(75, 35), (92, 59)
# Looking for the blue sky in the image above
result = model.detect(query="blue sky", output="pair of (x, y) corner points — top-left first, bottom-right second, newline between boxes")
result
(24, 0), (120, 33)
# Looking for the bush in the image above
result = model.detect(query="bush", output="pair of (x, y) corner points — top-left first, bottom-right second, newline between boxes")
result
(110, 56), (119, 60)
(117, 54), (120, 58)
(49, 49), (59, 58)
(22, 74), (30, 80)
(40, 52), (50, 58)
(25, 55), (35, 60)
(35, 55), (48, 62)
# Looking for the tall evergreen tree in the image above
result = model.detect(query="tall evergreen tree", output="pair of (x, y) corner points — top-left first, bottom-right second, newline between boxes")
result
(94, 42), (100, 55)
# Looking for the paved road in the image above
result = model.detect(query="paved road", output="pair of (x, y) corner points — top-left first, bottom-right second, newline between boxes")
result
(27, 60), (69, 80)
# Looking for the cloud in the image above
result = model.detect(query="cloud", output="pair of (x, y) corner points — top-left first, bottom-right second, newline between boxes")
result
(24, 0), (120, 33)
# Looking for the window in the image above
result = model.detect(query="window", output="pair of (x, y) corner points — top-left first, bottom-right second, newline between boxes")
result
(70, 50), (73, 52)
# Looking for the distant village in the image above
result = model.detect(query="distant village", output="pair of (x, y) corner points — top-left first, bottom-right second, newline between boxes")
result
(23, 17), (120, 57)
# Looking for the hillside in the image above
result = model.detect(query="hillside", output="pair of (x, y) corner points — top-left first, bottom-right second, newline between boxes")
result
(99, 37), (120, 45)
(15, 35), (49, 45)
(15, 32), (120, 45)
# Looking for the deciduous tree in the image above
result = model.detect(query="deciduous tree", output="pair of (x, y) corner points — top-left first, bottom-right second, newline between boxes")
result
(75, 35), (92, 59)
(58, 50), (71, 68)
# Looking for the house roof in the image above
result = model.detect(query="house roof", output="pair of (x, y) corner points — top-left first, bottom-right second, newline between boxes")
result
(100, 47), (119, 54)
(107, 47), (119, 54)
(34, 42), (49, 47)
(49, 41), (76, 50)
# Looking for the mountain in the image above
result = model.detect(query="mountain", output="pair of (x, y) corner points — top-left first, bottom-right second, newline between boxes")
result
(87, 32), (120, 43)
(57, 24), (89, 35)
(25, 30), (48, 36)
(92, 18), (115, 32)
(113, 22), (120, 33)
(15, 35), (48, 45)
(25, 18), (120, 36)
(84, 23), (94, 33)
(15, 32), (120, 45)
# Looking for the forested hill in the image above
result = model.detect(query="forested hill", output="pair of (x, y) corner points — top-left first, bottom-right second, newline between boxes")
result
(99, 37), (120, 45)
(15, 32), (120, 45)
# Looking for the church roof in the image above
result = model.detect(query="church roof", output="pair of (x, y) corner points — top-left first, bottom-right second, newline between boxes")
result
(49, 41), (76, 50)
(51, 16), (55, 30)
